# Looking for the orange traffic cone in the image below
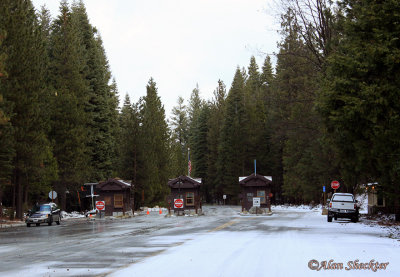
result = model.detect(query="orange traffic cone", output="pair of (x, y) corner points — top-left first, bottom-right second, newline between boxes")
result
(146, 209), (150, 215)
(159, 209), (162, 215)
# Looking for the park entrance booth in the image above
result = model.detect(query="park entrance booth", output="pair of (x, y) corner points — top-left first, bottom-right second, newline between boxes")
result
(239, 174), (273, 212)
(96, 178), (133, 216)
(167, 176), (202, 214)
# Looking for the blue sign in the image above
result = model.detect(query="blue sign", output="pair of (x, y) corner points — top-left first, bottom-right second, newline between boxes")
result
(323, 186), (326, 192)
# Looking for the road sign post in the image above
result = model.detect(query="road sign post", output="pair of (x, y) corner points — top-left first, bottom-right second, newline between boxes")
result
(253, 197), (261, 215)
(96, 201), (105, 219)
(322, 185), (328, 215)
(48, 191), (57, 202)
(268, 193), (273, 212)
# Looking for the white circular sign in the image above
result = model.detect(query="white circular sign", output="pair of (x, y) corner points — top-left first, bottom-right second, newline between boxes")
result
(49, 190), (57, 199)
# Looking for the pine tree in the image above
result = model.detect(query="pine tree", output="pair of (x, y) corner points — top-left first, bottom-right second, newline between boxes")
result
(319, 0), (400, 216)
(188, 84), (203, 127)
(217, 68), (247, 203)
(116, 94), (140, 182)
(192, 104), (210, 199)
(257, 56), (274, 177)
(71, 1), (118, 181)
(243, 56), (267, 174)
(207, 80), (226, 201)
(170, 96), (189, 176)
(139, 78), (170, 205)
(274, 8), (335, 203)
(260, 56), (274, 90)
(245, 56), (261, 99)
(0, 29), (15, 213)
(109, 78), (121, 175)
(0, 0), (57, 218)
(187, 84), (205, 177)
(49, 0), (90, 210)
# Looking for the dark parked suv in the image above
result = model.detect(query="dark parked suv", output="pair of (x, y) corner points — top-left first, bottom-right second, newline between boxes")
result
(26, 203), (61, 227)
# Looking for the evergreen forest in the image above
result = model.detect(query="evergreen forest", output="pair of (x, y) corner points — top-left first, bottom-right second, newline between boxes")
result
(1, 0), (399, 219)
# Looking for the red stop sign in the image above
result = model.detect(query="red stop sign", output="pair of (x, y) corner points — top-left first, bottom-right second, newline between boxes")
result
(331, 180), (340, 190)
(174, 199), (184, 209)
(96, 201), (105, 211)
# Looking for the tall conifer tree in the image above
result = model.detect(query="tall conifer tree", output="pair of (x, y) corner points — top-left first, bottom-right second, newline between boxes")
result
(207, 80), (226, 201)
(71, 1), (118, 181)
(49, 1), (90, 210)
(0, 0), (57, 218)
(243, 57), (267, 174)
(192, 104), (210, 198)
(170, 96), (189, 176)
(187, 84), (204, 176)
(0, 28), (15, 212)
(274, 8), (333, 202)
(319, 0), (400, 216)
(218, 68), (247, 202)
(140, 78), (170, 205)
(116, 94), (139, 181)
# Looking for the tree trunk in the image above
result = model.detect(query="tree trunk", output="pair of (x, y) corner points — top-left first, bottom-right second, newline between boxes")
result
(55, 181), (67, 211)
(395, 183), (400, 222)
(24, 182), (29, 206)
(15, 169), (23, 220)
(0, 187), (3, 218)
(12, 180), (15, 219)
(61, 183), (66, 211)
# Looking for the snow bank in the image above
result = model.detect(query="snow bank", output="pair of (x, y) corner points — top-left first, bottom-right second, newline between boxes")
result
(110, 209), (400, 277)
(272, 204), (322, 211)
(61, 211), (85, 219)
(355, 193), (368, 214)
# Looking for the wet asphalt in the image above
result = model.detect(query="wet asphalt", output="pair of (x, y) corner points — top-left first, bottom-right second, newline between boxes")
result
(0, 206), (251, 276)
(0, 206), (317, 277)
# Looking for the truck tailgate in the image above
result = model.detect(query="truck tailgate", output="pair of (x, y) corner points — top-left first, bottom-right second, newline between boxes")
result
(332, 202), (354, 209)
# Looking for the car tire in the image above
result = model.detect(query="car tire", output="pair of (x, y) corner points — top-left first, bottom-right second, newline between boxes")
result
(351, 216), (358, 223)
(327, 215), (332, 222)
(334, 216), (337, 221)
(27, 223), (31, 227)
(36, 223), (40, 226)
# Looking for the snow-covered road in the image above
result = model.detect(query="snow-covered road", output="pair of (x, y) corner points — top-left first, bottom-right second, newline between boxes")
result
(0, 206), (398, 277)
(110, 207), (400, 277)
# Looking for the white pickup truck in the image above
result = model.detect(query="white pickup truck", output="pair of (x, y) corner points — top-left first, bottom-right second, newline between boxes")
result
(327, 193), (359, 223)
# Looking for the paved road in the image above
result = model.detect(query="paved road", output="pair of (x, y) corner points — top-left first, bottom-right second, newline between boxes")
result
(0, 206), (244, 276)
(1, 206), (398, 277)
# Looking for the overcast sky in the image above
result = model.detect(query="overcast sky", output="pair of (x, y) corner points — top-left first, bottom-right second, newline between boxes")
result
(31, 0), (280, 116)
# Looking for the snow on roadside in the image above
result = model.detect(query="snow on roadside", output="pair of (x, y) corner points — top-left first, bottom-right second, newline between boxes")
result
(272, 204), (322, 212)
(110, 207), (400, 277)
(61, 211), (85, 219)
(355, 193), (368, 214)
